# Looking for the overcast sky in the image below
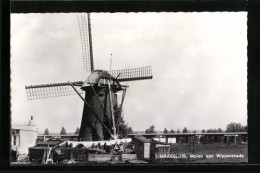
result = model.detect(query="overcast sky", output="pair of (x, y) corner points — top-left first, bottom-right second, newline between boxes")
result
(11, 12), (247, 133)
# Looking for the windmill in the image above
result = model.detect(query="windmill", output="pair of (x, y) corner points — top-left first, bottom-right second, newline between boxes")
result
(25, 13), (153, 141)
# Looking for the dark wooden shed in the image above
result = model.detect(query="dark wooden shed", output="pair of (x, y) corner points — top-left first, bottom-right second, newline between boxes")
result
(28, 140), (64, 163)
(132, 136), (151, 159)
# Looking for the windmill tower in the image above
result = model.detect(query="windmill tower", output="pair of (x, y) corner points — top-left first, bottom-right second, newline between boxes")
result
(25, 13), (153, 141)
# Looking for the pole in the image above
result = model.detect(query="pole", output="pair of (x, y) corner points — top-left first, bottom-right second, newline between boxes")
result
(108, 53), (117, 139)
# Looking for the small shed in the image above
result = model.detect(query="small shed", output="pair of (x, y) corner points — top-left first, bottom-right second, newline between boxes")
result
(28, 140), (64, 163)
(28, 146), (47, 163)
(132, 136), (151, 159)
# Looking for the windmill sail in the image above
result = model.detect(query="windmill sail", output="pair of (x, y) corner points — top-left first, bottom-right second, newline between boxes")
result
(77, 13), (94, 72)
(111, 66), (153, 82)
(25, 81), (83, 100)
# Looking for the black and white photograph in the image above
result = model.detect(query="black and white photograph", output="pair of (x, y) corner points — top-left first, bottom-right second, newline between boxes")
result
(10, 12), (247, 164)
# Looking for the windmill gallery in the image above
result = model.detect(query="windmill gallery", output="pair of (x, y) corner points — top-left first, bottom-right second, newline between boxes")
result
(11, 13), (248, 164)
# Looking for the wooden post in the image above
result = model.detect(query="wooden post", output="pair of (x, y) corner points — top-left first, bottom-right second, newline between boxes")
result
(221, 136), (225, 143)
(242, 135), (246, 142)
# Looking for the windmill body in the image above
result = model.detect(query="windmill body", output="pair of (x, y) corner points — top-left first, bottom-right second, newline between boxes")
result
(25, 14), (153, 141)
(80, 70), (122, 141)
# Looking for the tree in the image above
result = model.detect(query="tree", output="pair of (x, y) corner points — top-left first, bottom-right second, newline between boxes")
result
(44, 128), (49, 135)
(202, 129), (205, 133)
(193, 130), (196, 133)
(177, 128), (180, 133)
(182, 127), (188, 133)
(170, 129), (175, 133)
(206, 128), (217, 133)
(217, 128), (223, 133)
(126, 127), (133, 135)
(60, 126), (67, 135)
(145, 125), (155, 134)
(244, 125), (248, 132)
(75, 127), (80, 134)
(226, 122), (245, 132)
(118, 121), (133, 138)
(114, 106), (134, 138)
(163, 128), (168, 134)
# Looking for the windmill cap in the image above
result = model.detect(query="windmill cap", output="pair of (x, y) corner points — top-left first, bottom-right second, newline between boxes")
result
(81, 70), (121, 90)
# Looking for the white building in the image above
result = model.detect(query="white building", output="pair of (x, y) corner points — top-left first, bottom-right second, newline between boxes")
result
(11, 116), (38, 155)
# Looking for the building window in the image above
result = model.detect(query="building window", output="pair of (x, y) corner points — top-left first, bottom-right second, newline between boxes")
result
(11, 129), (20, 146)
(11, 129), (20, 135)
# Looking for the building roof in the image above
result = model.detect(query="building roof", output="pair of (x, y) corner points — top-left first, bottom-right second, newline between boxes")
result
(134, 136), (151, 143)
(150, 139), (169, 145)
(28, 146), (48, 150)
(128, 132), (247, 137)
(12, 125), (38, 132)
(37, 132), (77, 136)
